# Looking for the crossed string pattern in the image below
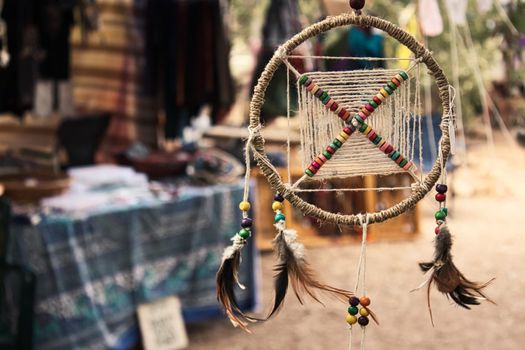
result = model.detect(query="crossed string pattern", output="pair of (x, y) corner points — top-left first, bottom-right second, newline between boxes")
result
(298, 70), (417, 179)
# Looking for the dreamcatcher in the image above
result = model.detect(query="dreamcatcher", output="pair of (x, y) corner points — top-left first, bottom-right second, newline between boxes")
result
(217, 0), (493, 346)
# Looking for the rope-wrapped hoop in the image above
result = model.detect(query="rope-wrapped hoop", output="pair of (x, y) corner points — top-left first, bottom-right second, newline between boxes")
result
(249, 13), (452, 225)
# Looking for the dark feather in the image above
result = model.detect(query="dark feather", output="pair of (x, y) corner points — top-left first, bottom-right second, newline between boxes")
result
(266, 229), (355, 319)
(417, 224), (494, 323)
(216, 245), (260, 332)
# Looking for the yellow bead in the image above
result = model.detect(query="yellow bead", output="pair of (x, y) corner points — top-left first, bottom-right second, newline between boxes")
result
(380, 88), (389, 98)
(346, 314), (358, 325)
(339, 131), (349, 140)
(336, 135), (346, 144)
(364, 126), (372, 135)
(239, 201), (251, 211)
(359, 307), (370, 317)
(272, 201), (283, 211)
(376, 93), (385, 101)
(378, 139), (386, 148)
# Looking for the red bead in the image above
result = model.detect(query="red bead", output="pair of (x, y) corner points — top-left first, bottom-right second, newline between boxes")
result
(326, 146), (336, 154)
(365, 104), (374, 112)
(395, 155), (404, 164)
(343, 127), (353, 135)
(311, 161), (321, 169)
(391, 77), (401, 86)
(368, 131), (377, 141)
(358, 111), (368, 120)
(434, 226), (441, 235)
(308, 165), (318, 173)
(338, 108), (347, 118)
(373, 96), (382, 105)
(330, 102), (339, 112)
(384, 145), (394, 154)
(435, 193), (446, 202)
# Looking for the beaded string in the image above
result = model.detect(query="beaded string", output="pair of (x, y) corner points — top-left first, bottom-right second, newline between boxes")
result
(298, 71), (418, 179)
(347, 214), (372, 350)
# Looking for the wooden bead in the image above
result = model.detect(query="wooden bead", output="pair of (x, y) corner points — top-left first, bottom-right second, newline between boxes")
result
(333, 139), (343, 148)
(326, 146), (336, 155)
(359, 123), (368, 133)
(358, 111), (368, 120)
(320, 91), (328, 100)
(368, 131), (377, 141)
(379, 88), (389, 97)
(369, 100), (378, 109)
(346, 314), (358, 325)
(391, 77), (401, 86)
(238, 228), (251, 239)
(338, 108), (348, 119)
(239, 201), (251, 211)
(308, 165), (318, 173)
(336, 135), (346, 144)
(274, 213), (286, 222)
(349, 0), (365, 11)
(384, 144), (394, 154)
(373, 96), (382, 105)
(319, 154), (328, 163)
(436, 184), (448, 193)
(391, 151), (400, 160)
(322, 94), (331, 104)
(364, 126), (372, 135)
(311, 161), (321, 169)
(339, 132), (349, 140)
(274, 194), (284, 202)
(435, 226), (441, 235)
(403, 161), (413, 171)
(399, 71), (409, 80)
(305, 169), (314, 177)
(342, 110), (351, 121)
(304, 77), (313, 87)
(272, 201), (284, 211)
(384, 85), (394, 95)
(330, 101), (339, 112)
(335, 105), (343, 115)
(241, 218), (253, 228)
(358, 316), (369, 326)
(359, 307), (370, 317)
(313, 87), (322, 96)
(395, 155), (404, 164)
(343, 127), (353, 135)
(387, 82), (397, 90)
(354, 114), (364, 124)
(306, 83), (315, 91)
(361, 107), (371, 116)
(435, 193), (446, 202)
(365, 104), (375, 113)
(348, 305), (359, 315)
(322, 150), (332, 159)
(435, 210), (447, 220)
(349, 296), (360, 306)
(299, 75), (309, 85)
(399, 158), (408, 167)
(316, 156), (326, 165)
(326, 99), (335, 109)
(376, 93), (386, 101)
(359, 296), (371, 306)
(378, 139), (386, 148)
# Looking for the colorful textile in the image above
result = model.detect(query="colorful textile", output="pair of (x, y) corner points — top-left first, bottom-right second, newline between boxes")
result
(7, 182), (257, 350)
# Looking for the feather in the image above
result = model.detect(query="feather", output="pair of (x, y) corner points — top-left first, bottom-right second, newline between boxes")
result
(416, 224), (494, 324)
(266, 228), (354, 319)
(216, 239), (258, 332)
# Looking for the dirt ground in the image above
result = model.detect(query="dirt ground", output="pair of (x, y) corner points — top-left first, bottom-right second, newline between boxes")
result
(187, 133), (525, 350)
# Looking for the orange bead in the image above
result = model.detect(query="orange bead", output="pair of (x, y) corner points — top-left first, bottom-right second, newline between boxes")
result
(359, 296), (371, 307)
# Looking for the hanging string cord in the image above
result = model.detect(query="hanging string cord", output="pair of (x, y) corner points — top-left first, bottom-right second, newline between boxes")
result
(494, 1), (520, 36)
(242, 125), (262, 216)
(447, 85), (457, 156)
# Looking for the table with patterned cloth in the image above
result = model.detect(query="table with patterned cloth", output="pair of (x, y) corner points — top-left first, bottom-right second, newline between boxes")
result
(6, 182), (258, 350)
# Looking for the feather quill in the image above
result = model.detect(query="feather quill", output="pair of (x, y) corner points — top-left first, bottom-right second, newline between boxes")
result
(415, 224), (494, 325)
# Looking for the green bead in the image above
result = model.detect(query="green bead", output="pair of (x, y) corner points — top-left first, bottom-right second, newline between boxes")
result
(369, 100), (378, 109)
(275, 213), (286, 222)
(333, 139), (342, 148)
(305, 169), (314, 177)
(373, 135), (381, 144)
(299, 75), (308, 85)
(399, 71), (409, 80)
(391, 151), (400, 160)
(322, 95), (331, 104)
(435, 210), (447, 220)
(238, 229), (251, 239)
(399, 159), (408, 167)
(441, 207), (448, 215)
(387, 82), (397, 90)
(322, 150), (332, 159)
(329, 143), (339, 150)
(320, 91), (328, 101)
(359, 123), (368, 133)
(354, 114), (364, 124)
(348, 306), (359, 315)
(384, 85), (394, 95)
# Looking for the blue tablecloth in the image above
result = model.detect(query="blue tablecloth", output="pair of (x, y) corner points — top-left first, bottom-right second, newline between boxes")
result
(7, 182), (258, 350)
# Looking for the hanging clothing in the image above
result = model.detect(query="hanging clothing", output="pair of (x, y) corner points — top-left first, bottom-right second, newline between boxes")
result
(145, 0), (234, 139)
(251, 0), (303, 120)
(0, 0), (38, 116)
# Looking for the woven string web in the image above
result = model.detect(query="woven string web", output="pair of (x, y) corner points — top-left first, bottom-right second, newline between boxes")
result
(280, 56), (424, 192)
